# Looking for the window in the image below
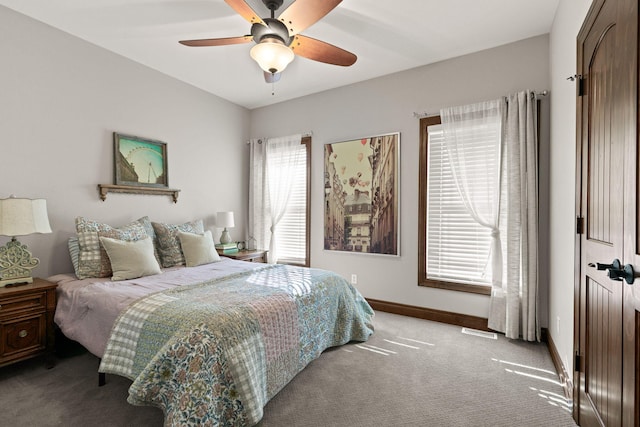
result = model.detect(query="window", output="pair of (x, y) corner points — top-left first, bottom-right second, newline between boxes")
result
(269, 136), (311, 266)
(418, 116), (493, 295)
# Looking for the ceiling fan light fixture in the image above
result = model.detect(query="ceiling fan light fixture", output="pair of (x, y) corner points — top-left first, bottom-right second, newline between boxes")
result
(250, 37), (294, 74)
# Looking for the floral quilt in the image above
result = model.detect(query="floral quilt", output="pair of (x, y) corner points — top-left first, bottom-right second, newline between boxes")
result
(99, 264), (374, 426)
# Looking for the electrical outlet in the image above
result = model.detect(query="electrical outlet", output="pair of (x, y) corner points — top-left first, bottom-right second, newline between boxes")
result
(351, 274), (357, 284)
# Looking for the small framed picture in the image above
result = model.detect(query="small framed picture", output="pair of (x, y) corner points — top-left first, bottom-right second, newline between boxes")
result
(114, 132), (168, 188)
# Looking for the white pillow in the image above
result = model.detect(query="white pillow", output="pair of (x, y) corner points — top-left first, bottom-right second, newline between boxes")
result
(178, 230), (221, 267)
(99, 236), (161, 281)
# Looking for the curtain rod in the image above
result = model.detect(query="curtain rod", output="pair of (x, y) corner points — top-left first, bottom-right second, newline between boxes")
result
(245, 131), (313, 144)
(412, 90), (549, 119)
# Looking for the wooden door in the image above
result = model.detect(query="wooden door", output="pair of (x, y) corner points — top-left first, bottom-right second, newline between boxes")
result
(621, 0), (640, 422)
(575, 0), (638, 426)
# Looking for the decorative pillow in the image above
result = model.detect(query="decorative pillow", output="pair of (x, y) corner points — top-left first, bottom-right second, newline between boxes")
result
(178, 230), (221, 267)
(99, 236), (161, 281)
(76, 215), (156, 243)
(152, 219), (204, 268)
(75, 216), (150, 279)
(76, 215), (156, 242)
(68, 237), (80, 277)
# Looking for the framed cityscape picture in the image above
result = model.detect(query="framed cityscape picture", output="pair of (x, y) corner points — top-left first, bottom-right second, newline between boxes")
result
(324, 132), (400, 256)
(113, 132), (168, 188)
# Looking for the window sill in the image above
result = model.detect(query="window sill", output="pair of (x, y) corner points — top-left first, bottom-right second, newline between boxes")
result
(419, 279), (491, 296)
(277, 260), (309, 268)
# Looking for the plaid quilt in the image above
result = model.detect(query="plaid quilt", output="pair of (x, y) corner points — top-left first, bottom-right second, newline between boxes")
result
(99, 264), (374, 426)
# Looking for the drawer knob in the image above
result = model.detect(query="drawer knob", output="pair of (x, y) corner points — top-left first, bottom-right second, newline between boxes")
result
(18, 329), (28, 338)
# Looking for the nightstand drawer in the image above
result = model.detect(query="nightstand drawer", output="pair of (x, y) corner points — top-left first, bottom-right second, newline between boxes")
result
(0, 292), (47, 318)
(0, 279), (57, 368)
(0, 314), (46, 361)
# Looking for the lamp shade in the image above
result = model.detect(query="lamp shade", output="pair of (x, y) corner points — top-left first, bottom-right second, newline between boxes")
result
(0, 197), (52, 237)
(250, 37), (295, 74)
(216, 211), (235, 228)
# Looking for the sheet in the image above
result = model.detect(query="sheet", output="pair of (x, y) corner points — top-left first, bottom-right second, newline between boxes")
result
(50, 258), (264, 358)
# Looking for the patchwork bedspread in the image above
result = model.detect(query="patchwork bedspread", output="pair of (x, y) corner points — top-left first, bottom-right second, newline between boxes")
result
(99, 264), (374, 426)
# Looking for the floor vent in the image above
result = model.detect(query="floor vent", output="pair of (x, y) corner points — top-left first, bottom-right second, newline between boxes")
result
(461, 327), (498, 340)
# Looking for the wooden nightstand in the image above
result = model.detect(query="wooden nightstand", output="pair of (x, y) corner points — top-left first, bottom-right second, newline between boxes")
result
(0, 278), (57, 368)
(220, 249), (268, 263)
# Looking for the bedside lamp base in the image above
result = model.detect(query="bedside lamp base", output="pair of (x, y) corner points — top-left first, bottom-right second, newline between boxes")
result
(219, 228), (232, 244)
(0, 238), (39, 287)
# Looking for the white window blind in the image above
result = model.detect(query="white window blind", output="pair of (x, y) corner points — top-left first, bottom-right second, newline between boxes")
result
(426, 124), (497, 286)
(267, 143), (307, 264)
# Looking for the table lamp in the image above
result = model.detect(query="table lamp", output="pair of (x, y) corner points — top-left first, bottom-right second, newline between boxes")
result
(0, 196), (52, 287)
(216, 211), (235, 244)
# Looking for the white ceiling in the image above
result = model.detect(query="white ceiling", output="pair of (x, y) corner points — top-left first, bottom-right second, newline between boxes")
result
(1, 0), (560, 109)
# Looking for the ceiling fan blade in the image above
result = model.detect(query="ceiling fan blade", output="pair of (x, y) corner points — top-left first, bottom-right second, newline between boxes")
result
(179, 36), (253, 47)
(290, 35), (356, 66)
(264, 71), (281, 83)
(278, 0), (342, 36)
(224, 0), (266, 26)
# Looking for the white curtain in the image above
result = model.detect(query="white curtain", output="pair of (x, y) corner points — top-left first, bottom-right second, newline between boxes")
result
(440, 100), (504, 289)
(248, 134), (303, 263)
(488, 90), (539, 341)
(248, 138), (269, 253)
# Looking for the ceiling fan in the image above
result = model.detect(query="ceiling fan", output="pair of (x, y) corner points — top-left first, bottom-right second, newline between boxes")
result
(179, 0), (357, 83)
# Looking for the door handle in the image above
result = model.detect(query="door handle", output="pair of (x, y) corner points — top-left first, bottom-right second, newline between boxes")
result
(595, 259), (622, 271)
(608, 264), (636, 285)
(591, 259), (636, 284)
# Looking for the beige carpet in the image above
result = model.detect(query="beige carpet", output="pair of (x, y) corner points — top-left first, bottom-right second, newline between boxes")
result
(0, 311), (576, 426)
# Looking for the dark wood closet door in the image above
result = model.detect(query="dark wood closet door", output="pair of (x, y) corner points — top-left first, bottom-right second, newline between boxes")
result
(575, 0), (638, 425)
(620, 0), (640, 423)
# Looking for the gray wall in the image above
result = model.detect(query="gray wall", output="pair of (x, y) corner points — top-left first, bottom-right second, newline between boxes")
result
(0, 6), (251, 277)
(548, 0), (592, 374)
(250, 35), (551, 320)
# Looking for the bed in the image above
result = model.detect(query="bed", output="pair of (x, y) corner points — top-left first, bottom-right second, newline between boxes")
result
(50, 258), (374, 426)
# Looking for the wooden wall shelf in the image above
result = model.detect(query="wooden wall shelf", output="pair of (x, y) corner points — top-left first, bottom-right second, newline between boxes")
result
(98, 184), (181, 203)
